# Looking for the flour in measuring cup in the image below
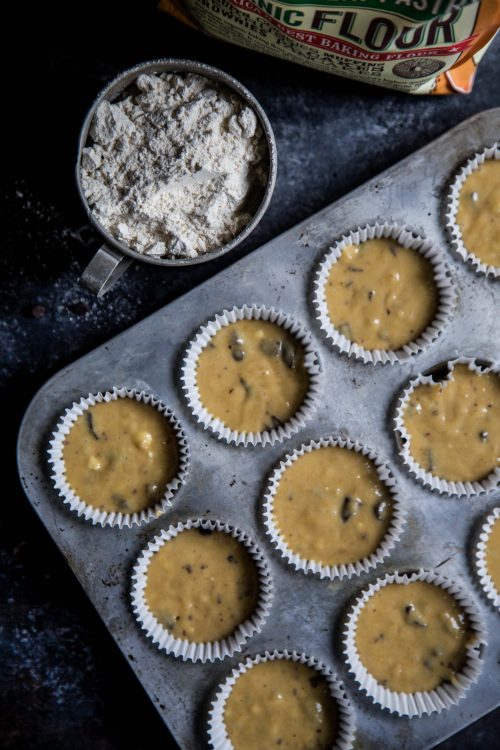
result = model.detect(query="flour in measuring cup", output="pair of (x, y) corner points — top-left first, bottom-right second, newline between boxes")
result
(80, 72), (269, 259)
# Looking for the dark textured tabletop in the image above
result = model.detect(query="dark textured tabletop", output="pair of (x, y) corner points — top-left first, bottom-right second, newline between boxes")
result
(2, 1), (500, 747)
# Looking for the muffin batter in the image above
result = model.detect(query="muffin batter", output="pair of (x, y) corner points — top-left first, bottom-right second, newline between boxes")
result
(272, 446), (393, 566)
(485, 517), (500, 594)
(403, 364), (500, 483)
(145, 529), (259, 642)
(63, 398), (179, 513)
(224, 660), (339, 750)
(356, 581), (473, 693)
(456, 159), (500, 268)
(196, 319), (309, 433)
(325, 238), (438, 350)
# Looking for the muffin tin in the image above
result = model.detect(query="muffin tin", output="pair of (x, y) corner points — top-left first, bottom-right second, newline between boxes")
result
(17, 108), (499, 749)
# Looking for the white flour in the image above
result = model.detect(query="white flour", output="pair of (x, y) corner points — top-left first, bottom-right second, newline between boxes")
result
(81, 72), (268, 259)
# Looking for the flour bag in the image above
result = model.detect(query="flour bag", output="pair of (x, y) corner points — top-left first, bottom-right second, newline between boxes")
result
(159, 0), (500, 94)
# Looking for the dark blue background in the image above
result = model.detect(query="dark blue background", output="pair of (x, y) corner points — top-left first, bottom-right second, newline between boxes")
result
(2, 1), (499, 747)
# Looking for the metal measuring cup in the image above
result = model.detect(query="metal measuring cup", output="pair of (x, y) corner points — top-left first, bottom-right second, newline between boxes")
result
(76, 59), (277, 296)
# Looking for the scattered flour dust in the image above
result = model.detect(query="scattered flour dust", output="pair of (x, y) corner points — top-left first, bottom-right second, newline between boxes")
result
(80, 72), (269, 259)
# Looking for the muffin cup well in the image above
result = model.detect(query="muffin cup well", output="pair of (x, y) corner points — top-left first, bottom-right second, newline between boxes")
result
(48, 387), (189, 528)
(446, 143), (500, 278)
(130, 518), (273, 663)
(475, 506), (500, 611)
(343, 569), (486, 717)
(208, 649), (356, 750)
(394, 356), (500, 497)
(263, 435), (405, 580)
(181, 304), (321, 446)
(313, 223), (454, 365)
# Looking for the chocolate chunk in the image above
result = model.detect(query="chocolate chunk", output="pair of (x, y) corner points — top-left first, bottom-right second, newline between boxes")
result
(281, 340), (297, 369)
(85, 410), (99, 440)
(341, 496), (362, 522)
(404, 603), (427, 628)
(261, 339), (282, 357)
(230, 330), (245, 361)
(239, 376), (251, 395)
(266, 415), (284, 431)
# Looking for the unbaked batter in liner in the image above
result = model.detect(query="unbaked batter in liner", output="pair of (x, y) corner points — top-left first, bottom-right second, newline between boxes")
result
(356, 581), (473, 693)
(272, 446), (393, 566)
(196, 319), (309, 433)
(325, 238), (438, 351)
(403, 364), (500, 483)
(224, 659), (339, 750)
(456, 159), (500, 268)
(63, 398), (179, 514)
(485, 517), (500, 595)
(145, 528), (259, 643)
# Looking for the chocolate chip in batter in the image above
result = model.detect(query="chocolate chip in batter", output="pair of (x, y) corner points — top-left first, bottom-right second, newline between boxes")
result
(404, 603), (428, 628)
(239, 376), (252, 395)
(281, 340), (297, 369)
(341, 495), (362, 522)
(230, 331), (246, 361)
(85, 411), (100, 440)
(260, 339), (282, 357)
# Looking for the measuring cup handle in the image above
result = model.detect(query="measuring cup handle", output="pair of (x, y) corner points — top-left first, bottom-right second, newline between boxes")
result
(80, 245), (133, 296)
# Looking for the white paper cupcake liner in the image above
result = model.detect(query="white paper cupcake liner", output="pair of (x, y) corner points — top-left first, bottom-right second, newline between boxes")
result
(446, 143), (500, 278)
(48, 387), (190, 528)
(343, 569), (486, 717)
(131, 518), (273, 663)
(263, 435), (405, 580)
(181, 304), (321, 446)
(475, 506), (500, 611)
(208, 649), (356, 750)
(313, 223), (454, 365)
(394, 356), (500, 497)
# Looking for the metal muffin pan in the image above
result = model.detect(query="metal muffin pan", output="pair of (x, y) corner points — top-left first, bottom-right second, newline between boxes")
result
(17, 108), (500, 749)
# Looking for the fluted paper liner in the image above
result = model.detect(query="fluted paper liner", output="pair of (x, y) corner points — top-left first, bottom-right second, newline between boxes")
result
(208, 650), (356, 750)
(394, 356), (500, 497)
(131, 518), (273, 663)
(446, 143), (500, 278)
(313, 223), (454, 365)
(343, 569), (486, 717)
(263, 435), (405, 580)
(181, 304), (321, 446)
(48, 387), (189, 528)
(475, 506), (500, 611)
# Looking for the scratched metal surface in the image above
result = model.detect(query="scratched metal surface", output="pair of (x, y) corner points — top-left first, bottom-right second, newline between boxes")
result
(17, 109), (500, 750)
